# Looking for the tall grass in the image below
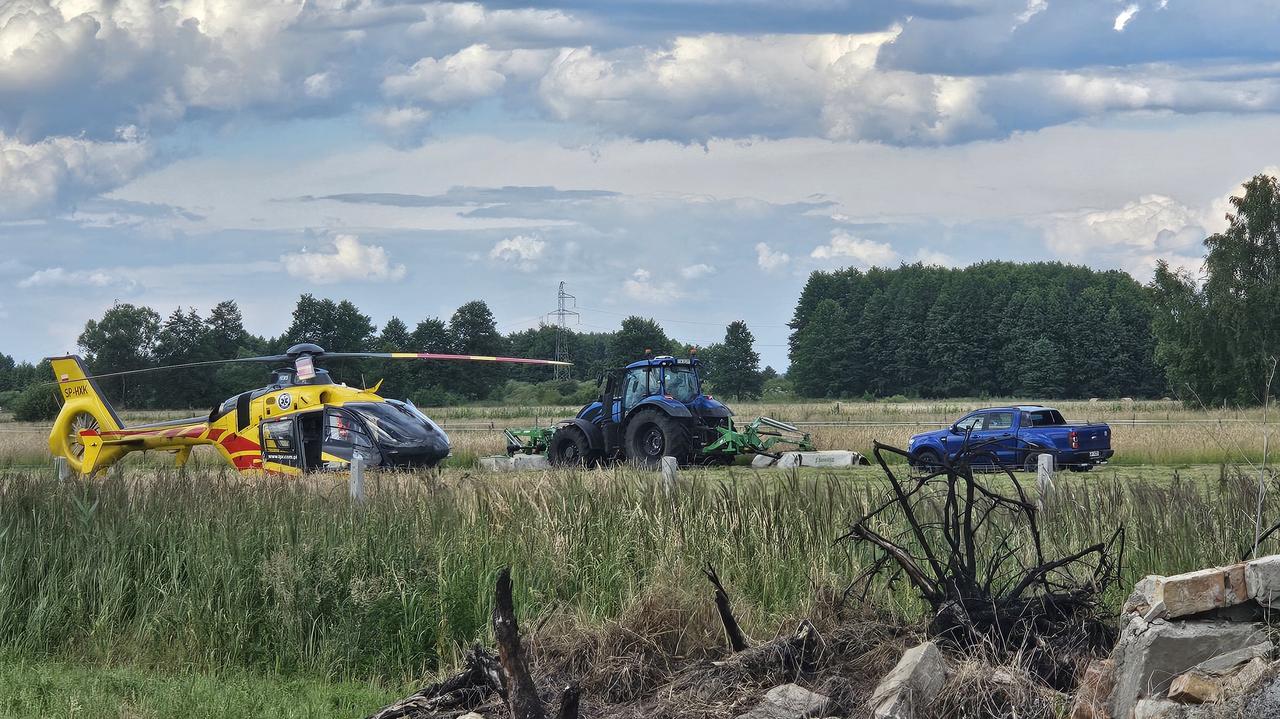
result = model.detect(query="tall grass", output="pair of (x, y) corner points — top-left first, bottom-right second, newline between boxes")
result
(0, 464), (1273, 687)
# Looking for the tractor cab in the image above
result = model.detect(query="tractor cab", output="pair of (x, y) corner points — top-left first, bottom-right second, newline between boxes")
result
(604, 355), (729, 425)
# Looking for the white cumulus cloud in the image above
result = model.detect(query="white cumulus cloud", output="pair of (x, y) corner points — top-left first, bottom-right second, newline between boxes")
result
(280, 235), (407, 284)
(811, 231), (899, 267)
(488, 234), (545, 269)
(623, 268), (685, 303)
(0, 130), (151, 220)
(1040, 194), (1209, 279)
(1114, 4), (1140, 31)
(755, 242), (790, 272)
(680, 263), (715, 279)
(17, 267), (134, 290)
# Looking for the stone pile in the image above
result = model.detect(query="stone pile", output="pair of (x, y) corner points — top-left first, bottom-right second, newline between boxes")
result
(1071, 554), (1280, 719)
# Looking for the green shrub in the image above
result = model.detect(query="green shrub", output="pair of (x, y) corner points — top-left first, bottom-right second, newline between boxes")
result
(12, 385), (59, 422)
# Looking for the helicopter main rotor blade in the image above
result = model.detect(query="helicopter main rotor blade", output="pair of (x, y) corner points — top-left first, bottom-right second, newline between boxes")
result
(48, 355), (292, 385)
(324, 352), (571, 366)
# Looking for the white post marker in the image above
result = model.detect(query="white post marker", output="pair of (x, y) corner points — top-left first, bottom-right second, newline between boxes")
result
(349, 454), (365, 502)
(660, 456), (679, 494)
(1036, 453), (1056, 509)
(54, 456), (71, 481)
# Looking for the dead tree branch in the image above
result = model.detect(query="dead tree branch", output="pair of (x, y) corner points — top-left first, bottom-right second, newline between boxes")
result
(494, 567), (545, 719)
(839, 440), (1124, 689)
(703, 563), (749, 652)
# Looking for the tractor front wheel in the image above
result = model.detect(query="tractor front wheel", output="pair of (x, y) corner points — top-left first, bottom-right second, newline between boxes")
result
(548, 427), (593, 467)
(625, 410), (691, 468)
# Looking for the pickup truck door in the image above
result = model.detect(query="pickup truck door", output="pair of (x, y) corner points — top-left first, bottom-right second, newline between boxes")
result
(943, 412), (984, 460)
(967, 410), (1019, 465)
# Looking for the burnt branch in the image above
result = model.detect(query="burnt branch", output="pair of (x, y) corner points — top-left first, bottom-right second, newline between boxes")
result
(494, 567), (547, 719)
(703, 563), (750, 652)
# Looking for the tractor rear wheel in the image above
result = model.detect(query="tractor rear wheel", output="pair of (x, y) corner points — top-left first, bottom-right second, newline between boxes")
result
(625, 410), (691, 468)
(548, 427), (593, 467)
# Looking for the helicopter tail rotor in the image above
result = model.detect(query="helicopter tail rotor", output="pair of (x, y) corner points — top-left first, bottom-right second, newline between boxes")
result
(47, 356), (126, 475)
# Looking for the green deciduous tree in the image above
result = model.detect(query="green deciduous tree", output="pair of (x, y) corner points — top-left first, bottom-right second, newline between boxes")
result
(1151, 174), (1280, 405)
(78, 302), (161, 407)
(607, 317), (672, 368)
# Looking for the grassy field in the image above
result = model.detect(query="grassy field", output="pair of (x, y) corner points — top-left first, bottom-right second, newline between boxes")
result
(2, 398), (1275, 469)
(0, 398), (1276, 715)
(0, 657), (395, 719)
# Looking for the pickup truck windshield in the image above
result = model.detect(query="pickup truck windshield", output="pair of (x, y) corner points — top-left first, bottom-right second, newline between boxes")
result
(1025, 409), (1067, 426)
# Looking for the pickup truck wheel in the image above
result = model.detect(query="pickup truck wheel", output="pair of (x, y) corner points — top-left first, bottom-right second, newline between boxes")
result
(1023, 452), (1049, 473)
(625, 410), (691, 468)
(912, 448), (943, 474)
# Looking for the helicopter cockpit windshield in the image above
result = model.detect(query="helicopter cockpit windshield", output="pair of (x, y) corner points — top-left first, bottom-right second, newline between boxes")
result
(344, 400), (444, 446)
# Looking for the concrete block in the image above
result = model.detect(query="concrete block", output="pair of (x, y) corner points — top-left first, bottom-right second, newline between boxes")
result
(1160, 563), (1247, 618)
(512, 453), (550, 471)
(479, 455), (515, 472)
(1245, 554), (1280, 608)
(870, 641), (945, 719)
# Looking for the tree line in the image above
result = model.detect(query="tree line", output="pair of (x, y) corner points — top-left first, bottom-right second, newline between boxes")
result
(0, 295), (771, 417)
(787, 173), (1280, 405)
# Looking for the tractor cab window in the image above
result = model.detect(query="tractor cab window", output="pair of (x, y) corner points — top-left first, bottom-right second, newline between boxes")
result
(663, 367), (700, 402)
(622, 368), (651, 409)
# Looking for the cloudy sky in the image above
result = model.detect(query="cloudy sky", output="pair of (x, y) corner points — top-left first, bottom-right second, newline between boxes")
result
(3, 0), (1280, 369)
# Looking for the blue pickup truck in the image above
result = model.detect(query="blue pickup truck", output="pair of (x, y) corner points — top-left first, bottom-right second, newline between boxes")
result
(906, 405), (1113, 472)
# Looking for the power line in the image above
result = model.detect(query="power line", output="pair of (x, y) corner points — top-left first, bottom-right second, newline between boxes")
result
(576, 305), (791, 328)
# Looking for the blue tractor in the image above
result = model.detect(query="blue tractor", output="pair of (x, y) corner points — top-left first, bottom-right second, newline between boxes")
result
(543, 353), (737, 467)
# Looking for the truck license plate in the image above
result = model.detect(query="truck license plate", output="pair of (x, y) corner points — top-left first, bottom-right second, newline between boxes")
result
(1089, 451), (1101, 458)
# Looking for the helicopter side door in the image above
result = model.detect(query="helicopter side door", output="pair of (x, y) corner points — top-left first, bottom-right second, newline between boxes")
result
(321, 407), (379, 468)
(260, 416), (303, 474)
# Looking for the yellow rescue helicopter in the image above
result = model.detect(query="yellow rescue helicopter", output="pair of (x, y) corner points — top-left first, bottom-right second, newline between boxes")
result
(48, 343), (568, 477)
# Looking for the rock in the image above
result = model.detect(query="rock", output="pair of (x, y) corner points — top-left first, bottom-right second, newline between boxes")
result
(458, 714), (484, 719)
(1109, 620), (1266, 719)
(735, 684), (830, 719)
(1124, 576), (1163, 616)
(1068, 659), (1115, 719)
(870, 641), (946, 719)
(1245, 554), (1280, 608)
(512, 453), (550, 470)
(1242, 667), (1280, 717)
(1168, 672), (1221, 704)
(1133, 699), (1186, 719)
(1223, 657), (1272, 696)
(1159, 564), (1247, 618)
(1192, 641), (1273, 676)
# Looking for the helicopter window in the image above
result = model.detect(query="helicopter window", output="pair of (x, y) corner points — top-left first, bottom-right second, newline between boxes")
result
(343, 402), (438, 446)
(262, 418), (296, 454)
(326, 410), (373, 448)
